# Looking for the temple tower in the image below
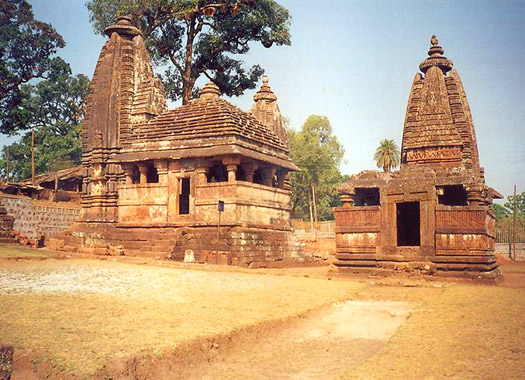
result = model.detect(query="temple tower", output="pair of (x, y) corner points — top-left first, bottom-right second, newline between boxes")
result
(81, 16), (166, 222)
(250, 75), (288, 147)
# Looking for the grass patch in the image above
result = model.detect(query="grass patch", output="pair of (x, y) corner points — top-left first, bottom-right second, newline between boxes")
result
(0, 243), (51, 258)
(340, 284), (525, 380)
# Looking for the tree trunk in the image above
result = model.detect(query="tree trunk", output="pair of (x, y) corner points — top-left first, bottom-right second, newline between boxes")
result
(182, 17), (197, 105)
(31, 129), (35, 185)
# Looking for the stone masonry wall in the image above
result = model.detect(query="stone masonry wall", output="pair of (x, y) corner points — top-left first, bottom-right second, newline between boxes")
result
(0, 194), (80, 240)
(495, 243), (525, 261)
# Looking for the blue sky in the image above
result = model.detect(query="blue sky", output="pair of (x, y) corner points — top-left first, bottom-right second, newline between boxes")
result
(3, 0), (524, 198)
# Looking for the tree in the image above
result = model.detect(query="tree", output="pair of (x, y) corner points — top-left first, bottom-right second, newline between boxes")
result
(503, 191), (525, 220)
(374, 139), (400, 172)
(492, 202), (509, 221)
(87, 0), (291, 104)
(0, 61), (90, 181)
(0, 0), (66, 134)
(289, 115), (345, 224)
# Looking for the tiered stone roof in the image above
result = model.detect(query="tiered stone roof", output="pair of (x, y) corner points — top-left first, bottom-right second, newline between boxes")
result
(401, 35), (480, 171)
(130, 82), (286, 152)
(82, 16), (166, 153)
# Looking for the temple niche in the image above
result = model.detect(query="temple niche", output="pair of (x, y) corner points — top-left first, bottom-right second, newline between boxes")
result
(334, 36), (502, 282)
(47, 17), (307, 267)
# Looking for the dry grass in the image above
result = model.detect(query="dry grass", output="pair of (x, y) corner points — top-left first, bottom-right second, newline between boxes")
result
(341, 284), (525, 380)
(0, 243), (51, 258)
(0, 258), (364, 376)
(1, 244), (524, 379)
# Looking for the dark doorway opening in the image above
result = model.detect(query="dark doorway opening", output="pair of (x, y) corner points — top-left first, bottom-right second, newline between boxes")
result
(147, 166), (159, 183)
(179, 178), (190, 215)
(207, 162), (227, 182)
(396, 202), (420, 246)
(437, 185), (468, 206)
(354, 188), (380, 206)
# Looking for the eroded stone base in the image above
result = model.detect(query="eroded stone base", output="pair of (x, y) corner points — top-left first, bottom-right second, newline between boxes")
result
(334, 255), (502, 284)
(47, 222), (312, 267)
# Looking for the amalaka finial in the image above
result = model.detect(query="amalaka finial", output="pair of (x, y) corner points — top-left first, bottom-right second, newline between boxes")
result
(253, 74), (277, 103)
(104, 15), (141, 38)
(200, 81), (220, 99)
(419, 35), (453, 74)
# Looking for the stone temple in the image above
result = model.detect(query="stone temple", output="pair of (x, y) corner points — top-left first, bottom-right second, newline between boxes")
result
(333, 36), (502, 282)
(48, 17), (305, 267)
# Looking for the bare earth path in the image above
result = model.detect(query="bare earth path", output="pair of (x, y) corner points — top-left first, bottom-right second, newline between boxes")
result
(180, 300), (413, 380)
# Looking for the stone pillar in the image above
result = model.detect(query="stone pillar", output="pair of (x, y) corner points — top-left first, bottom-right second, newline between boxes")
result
(137, 163), (148, 184)
(226, 165), (237, 183)
(276, 170), (287, 189)
(340, 194), (354, 207)
(154, 160), (168, 184)
(243, 162), (257, 183)
(121, 164), (134, 185)
(466, 185), (484, 206)
(195, 166), (210, 186)
(222, 157), (241, 183)
(264, 167), (276, 187)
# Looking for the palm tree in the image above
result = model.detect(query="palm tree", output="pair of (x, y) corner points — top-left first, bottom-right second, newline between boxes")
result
(374, 139), (400, 172)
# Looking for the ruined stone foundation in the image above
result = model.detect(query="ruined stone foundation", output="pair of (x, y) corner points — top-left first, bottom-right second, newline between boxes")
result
(48, 224), (308, 268)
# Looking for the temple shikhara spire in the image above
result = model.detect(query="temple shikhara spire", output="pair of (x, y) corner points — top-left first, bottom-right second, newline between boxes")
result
(47, 17), (311, 267)
(334, 36), (502, 282)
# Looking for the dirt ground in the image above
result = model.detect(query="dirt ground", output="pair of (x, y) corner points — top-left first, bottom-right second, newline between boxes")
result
(0, 243), (524, 379)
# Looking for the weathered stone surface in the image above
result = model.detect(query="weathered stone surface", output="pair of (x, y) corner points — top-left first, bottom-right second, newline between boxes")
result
(0, 345), (13, 380)
(334, 36), (501, 282)
(48, 17), (307, 266)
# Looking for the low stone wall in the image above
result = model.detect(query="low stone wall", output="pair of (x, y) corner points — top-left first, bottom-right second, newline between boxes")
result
(0, 194), (80, 240)
(495, 243), (525, 261)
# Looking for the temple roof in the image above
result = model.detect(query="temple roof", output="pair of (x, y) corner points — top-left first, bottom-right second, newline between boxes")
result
(401, 35), (480, 172)
(129, 82), (288, 153)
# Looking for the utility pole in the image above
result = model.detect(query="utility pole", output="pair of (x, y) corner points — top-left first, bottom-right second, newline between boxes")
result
(512, 185), (517, 261)
(311, 183), (318, 241)
(31, 129), (35, 185)
(6, 146), (9, 183)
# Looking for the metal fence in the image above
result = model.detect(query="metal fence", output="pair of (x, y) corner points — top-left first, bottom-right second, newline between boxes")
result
(495, 221), (525, 244)
(291, 219), (335, 233)
(292, 219), (525, 243)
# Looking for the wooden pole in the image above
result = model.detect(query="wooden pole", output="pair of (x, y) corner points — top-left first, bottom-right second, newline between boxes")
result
(311, 183), (318, 241)
(31, 129), (35, 185)
(308, 190), (314, 232)
(6, 146), (9, 183)
(512, 185), (517, 261)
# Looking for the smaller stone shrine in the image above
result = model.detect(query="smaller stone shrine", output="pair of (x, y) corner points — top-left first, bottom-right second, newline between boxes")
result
(333, 36), (502, 282)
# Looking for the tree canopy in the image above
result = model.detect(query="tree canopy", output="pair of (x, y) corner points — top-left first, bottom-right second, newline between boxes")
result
(0, 0), (66, 135)
(374, 139), (400, 172)
(492, 190), (525, 221)
(0, 61), (90, 181)
(86, 0), (291, 104)
(288, 115), (345, 222)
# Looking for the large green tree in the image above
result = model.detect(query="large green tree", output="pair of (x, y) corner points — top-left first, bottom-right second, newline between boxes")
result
(374, 139), (400, 172)
(0, 60), (90, 181)
(0, 0), (66, 134)
(289, 115), (345, 223)
(87, 0), (291, 104)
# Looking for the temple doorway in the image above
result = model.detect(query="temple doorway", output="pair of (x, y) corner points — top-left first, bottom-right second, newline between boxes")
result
(396, 202), (420, 246)
(179, 178), (190, 215)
